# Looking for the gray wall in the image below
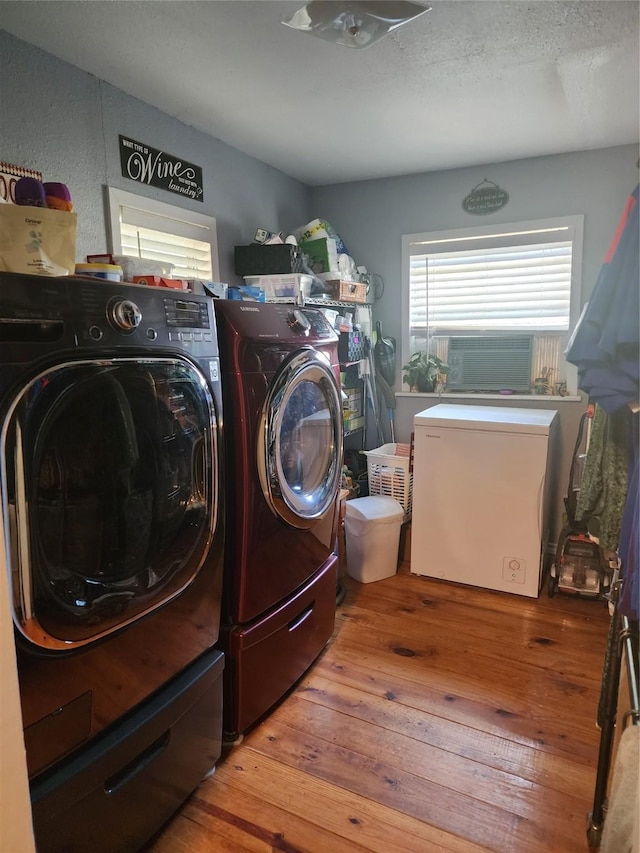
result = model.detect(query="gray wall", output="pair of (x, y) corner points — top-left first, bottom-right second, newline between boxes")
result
(0, 31), (311, 284)
(310, 145), (638, 540)
(1, 30), (636, 544)
(310, 144), (638, 371)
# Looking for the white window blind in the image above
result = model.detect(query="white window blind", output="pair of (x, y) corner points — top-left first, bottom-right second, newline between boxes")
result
(120, 222), (212, 279)
(402, 216), (584, 396)
(409, 222), (579, 335)
(107, 187), (219, 281)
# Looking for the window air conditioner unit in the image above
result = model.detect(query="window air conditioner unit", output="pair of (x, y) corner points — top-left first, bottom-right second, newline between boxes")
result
(447, 336), (533, 392)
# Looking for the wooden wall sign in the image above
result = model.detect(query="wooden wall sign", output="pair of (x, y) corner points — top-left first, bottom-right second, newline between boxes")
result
(463, 179), (509, 215)
(119, 135), (204, 202)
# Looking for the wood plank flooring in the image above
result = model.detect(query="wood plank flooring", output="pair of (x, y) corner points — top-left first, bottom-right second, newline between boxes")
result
(147, 564), (610, 853)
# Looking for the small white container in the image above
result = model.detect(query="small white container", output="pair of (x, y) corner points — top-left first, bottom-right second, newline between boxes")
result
(344, 496), (404, 583)
(74, 263), (122, 282)
(113, 255), (175, 281)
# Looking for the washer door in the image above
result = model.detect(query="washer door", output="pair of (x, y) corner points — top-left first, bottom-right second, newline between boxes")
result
(258, 348), (342, 529)
(2, 357), (219, 650)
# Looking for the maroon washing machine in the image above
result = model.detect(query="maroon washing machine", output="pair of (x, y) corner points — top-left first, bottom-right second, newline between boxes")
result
(215, 301), (343, 738)
(0, 271), (225, 853)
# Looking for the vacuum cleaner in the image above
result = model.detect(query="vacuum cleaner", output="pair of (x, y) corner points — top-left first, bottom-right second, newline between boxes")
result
(548, 404), (613, 599)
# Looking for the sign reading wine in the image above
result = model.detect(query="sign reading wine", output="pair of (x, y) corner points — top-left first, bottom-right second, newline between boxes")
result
(119, 135), (204, 202)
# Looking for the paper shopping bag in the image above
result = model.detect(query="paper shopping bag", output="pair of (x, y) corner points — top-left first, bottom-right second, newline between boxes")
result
(0, 202), (77, 276)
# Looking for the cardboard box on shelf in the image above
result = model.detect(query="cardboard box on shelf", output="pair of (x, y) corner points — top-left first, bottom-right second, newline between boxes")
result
(343, 387), (363, 416)
(133, 276), (189, 290)
(345, 415), (365, 432)
(299, 237), (339, 274)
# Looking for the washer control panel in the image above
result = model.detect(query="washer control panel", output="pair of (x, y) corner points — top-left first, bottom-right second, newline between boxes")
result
(107, 297), (143, 333)
(72, 280), (218, 356)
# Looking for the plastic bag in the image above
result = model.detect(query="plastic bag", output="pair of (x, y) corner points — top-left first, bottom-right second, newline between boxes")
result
(293, 218), (349, 256)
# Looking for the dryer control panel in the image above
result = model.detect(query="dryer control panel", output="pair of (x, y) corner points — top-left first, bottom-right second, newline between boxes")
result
(273, 304), (337, 341)
(217, 301), (337, 345)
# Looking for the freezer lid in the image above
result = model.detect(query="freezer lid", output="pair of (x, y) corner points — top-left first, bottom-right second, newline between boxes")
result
(414, 403), (557, 434)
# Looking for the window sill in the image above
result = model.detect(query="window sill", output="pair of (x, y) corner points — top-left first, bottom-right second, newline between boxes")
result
(395, 391), (582, 403)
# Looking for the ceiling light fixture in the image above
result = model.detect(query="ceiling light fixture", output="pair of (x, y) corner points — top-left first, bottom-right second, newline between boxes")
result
(282, 1), (431, 50)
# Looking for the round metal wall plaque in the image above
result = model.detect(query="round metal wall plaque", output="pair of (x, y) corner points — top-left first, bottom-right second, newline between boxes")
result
(463, 180), (509, 215)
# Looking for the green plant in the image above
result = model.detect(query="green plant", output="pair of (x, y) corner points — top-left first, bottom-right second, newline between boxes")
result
(533, 366), (555, 395)
(402, 351), (449, 392)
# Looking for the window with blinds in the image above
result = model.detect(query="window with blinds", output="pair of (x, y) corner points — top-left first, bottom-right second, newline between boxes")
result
(107, 187), (219, 281)
(402, 215), (584, 394)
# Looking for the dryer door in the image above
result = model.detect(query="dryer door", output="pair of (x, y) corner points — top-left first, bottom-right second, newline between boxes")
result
(2, 357), (219, 650)
(258, 348), (342, 529)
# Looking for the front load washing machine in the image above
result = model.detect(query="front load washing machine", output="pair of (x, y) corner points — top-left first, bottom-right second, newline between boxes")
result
(215, 301), (342, 738)
(0, 271), (225, 852)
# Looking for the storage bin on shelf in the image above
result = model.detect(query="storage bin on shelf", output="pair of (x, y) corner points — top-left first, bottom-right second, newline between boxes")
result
(363, 442), (413, 521)
(243, 273), (313, 300)
(322, 279), (367, 304)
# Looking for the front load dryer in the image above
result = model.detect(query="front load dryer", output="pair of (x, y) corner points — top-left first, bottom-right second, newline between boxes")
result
(0, 271), (225, 852)
(215, 301), (343, 739)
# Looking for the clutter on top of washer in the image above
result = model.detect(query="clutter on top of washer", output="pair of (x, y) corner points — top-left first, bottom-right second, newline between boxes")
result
(133, 275), (190, 290)
(0, 176), (77, 276)
(227, 284), (266, 301)
(43, 182), (74, 212)
(75, 262), (123, 282)
(186, 280), (229, 299)
(113, 254), (175, 281)
(14, 176), (47, 207)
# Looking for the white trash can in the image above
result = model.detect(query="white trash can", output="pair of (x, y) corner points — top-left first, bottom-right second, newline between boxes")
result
(344, 496), (404, 583)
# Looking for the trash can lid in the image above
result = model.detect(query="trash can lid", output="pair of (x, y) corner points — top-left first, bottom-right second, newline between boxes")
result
(345, 495), (404, 523)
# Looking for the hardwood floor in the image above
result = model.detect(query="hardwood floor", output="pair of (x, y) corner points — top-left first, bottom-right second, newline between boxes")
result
(148, 564), (610, 853)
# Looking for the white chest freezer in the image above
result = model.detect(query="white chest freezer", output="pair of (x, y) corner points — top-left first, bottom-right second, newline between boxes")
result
(410, 404), (558, 597)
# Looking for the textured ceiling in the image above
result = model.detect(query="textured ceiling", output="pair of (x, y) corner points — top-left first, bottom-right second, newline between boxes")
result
(1, 1), (638, 185)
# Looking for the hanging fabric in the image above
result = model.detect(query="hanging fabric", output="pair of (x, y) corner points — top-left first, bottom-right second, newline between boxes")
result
(566, 184), (639, 413)
(567, 183), (639, 620)
(618, 413), (639, 620)
(575, 403), (632, 551)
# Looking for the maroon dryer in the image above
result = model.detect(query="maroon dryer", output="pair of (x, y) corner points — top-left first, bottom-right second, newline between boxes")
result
(215, 300), (343, 738)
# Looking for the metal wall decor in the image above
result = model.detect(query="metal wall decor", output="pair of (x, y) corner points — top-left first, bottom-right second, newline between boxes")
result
(462, 179), (509, 215)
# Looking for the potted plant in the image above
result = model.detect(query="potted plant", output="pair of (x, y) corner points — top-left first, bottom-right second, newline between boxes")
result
(402, 351), (449, 392)
(533, 366), (555, 395)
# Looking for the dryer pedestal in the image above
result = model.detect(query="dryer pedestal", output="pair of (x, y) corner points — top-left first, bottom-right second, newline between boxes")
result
(30, 649), (224, 853)
(223, 555), (337, 738)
